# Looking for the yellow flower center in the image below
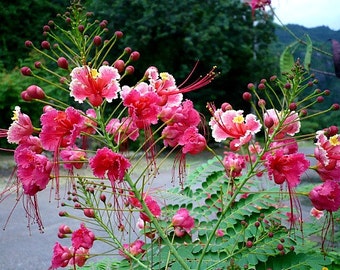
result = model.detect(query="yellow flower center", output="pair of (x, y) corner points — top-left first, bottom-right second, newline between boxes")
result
(233, 115), (244, 124)
(90, 68), (99, 78)
(329, 135), (340, 146)
(160, 72), (169, 81)
(11, 106), (21, 121)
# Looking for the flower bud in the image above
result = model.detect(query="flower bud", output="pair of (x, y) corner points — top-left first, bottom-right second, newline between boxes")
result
(84, 208), (95, 218)
(258, 83), (266, 90)
(86, 12), (94, 17)
(65, 17), (71, 24)
(99, 20), (108, 29)
(57, 57), (69, 69)
(26, 85), (46, 100)
(100, 194), (106, 203)
(43, 25), (50, 32)
(41, 40), (50, 50)
(332, 103), (340, 111)
(247, 83), (255, 90)
(115, 31), (123, 39)
(284, 83), (291, 90)
(300, 109), (308, 116)
(129, 51), (140, 61)
(59, 211), (68, 217)
(260, 79), (267, 84)
(114, 59), (125, 73)
(21, 91), (32, 101)
(25, 40), (33, 48)
(242, 92), (252, 102)
(323, 89), (330, 96)
(93, 36), (102, 46)
(316, 96), (324, 103)
(43, 105), (54, 112)
(48, 20), (54, 26)
(34, 61), (42, 68)
(124, 47), (132, 54)
(289, 103), (297, 111)
(125, 65), (135, 75)
(78, 25), (85, 33)
(258, 99), (266, 107)
(60, 77), (67, 84)
(325, 125), (338, 137)
(264, 116), (274, 128)
(21, 66), (32, 76)
(58, 224), (72, 234)
(221, 102), (232, 111)
(269, 75), (277, 81)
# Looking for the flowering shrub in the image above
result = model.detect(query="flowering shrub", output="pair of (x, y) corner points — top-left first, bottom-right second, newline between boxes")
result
(1, 1), (340, 270)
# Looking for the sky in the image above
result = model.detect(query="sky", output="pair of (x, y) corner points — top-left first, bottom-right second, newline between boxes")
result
(270, 0), (340, 31)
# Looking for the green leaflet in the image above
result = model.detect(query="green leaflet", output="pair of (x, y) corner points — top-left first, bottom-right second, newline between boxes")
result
(303, 34), (313, 72)
(279, 40), (299, 74)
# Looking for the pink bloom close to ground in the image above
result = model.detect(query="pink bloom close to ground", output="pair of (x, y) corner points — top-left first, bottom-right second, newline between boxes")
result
(120, 240), (145, 260)
(172, 208), (195, 237)
(71, 223), (96, 250)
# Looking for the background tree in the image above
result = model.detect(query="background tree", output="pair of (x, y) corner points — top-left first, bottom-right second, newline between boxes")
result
(86, 0), (277, 114)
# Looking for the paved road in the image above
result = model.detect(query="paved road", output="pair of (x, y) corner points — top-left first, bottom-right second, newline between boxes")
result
(0, 146), (319, 269)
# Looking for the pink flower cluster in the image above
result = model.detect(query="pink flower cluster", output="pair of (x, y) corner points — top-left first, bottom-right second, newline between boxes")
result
(51, 223), (95, 269)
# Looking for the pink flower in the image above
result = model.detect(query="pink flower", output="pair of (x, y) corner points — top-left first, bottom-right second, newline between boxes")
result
(69, 247), (89, 267)
(89, 147), (131, 183)
(51, 242), (73, 268)
(209, 108), (261, 147)
(314, 160), (340, 182)
(172, 208), (195, 237)
(309, 180), (340, 212)
(40, 107), (85, 151)
(105, 117), (139, 144)
(314, 130), (340, 169)
(264, 109), (300, 139)
(269, 138), (299, 155)
(71, 223), (96, 250)
(223, 151), (246, 178)
(246, 0), (271, 11)
(310, 207), (324, 220)
(60, 147), (86, 170)
(139, 195), (162, 222)
(14, 148), (52, 195)
(264, 150), (310, 187)
(7, 106), (34, 144)
(15, 135), (43, 154)
(179, 126), (207, 155)
(70, 65), (121, 107)
(120, 240), (145, 260)
(122, 83), (162, 128)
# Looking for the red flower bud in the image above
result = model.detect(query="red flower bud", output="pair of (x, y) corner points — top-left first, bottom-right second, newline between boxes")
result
(125, 65), (135, 75)
(20, 66), (32, 76)
(289, 103), (297, 111)
(65, 17), (71, 24)
(41, 41), (50, 50)
(258, 99), (266, 107)
(93, 35), (102, 46)
(48, 20), (54, 26)
(25, 40), (33, 48)
(332, 103), (340, 111)
(316, 96), (324, 103)
(284, 83), (291, 89)
(115, 31), (123, 39)
(114, 59), (125, 73)
(269, 75), (277, 81)
(246, 240), (253, 248)
(242, 92), (252, 102)
(43, 25), (50, 32)
(247, 83), (255, 90)
(26, 85), (46, 100)
(21, 91), (32, 101)
(99, 20), (108, 29)
(260, 79), (267, 84)
(57, 57), (69, 69)
(326, 125), (339, 136)
(100, 194), (106, 203)
(221, 102), (232, 111)
(84, 208), (95, 218)
(323, 89), (330, 96)
(264, 117), (274, 129)
(129, 51), (140, 61)
(258, 83), (266, 90)
(34, 61), (42, 68)
(124, 47), (132, 54)
(78, 25), (85, 33)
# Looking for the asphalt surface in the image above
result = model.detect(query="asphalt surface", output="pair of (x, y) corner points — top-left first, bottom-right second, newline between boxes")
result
(0, 146), (318, 270)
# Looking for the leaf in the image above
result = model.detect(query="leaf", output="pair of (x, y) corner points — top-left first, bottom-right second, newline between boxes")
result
(303, 34), (313, 72)
(280, 41), (299, 74)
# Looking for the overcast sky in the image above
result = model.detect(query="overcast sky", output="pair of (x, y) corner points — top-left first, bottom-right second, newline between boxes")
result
(270, 0), (340, 30)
